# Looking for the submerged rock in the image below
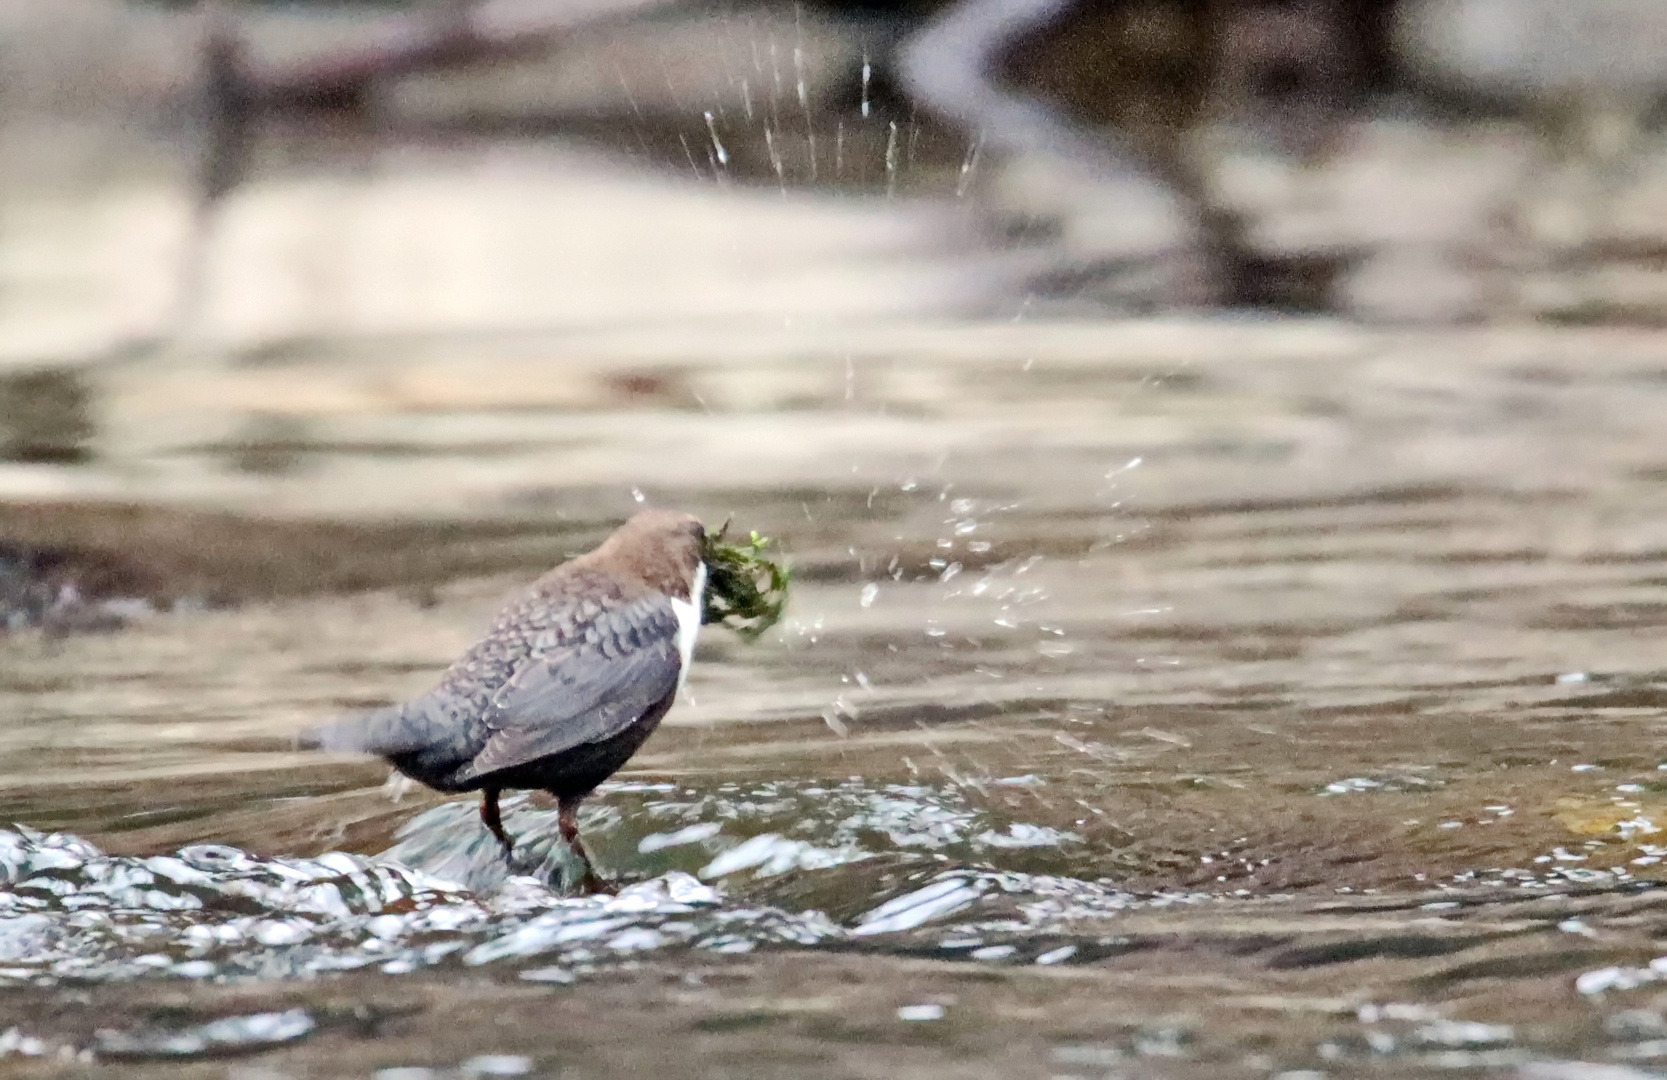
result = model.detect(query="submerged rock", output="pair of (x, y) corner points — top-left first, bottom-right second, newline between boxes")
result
(0, 540), (156, 635)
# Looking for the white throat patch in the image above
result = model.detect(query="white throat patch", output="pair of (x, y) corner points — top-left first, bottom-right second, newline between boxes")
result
(669, 561), (706, 690)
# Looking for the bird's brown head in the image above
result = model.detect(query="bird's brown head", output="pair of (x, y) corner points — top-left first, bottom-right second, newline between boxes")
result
(591, 509), (706, 600)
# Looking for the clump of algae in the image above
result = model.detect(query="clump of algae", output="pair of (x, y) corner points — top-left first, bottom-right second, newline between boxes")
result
(701, 520), (790, 641)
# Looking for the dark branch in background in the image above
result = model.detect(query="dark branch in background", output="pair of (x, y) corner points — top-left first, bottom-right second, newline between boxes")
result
(898, 0), (1145, 179)
(896, 0), (1396, 310)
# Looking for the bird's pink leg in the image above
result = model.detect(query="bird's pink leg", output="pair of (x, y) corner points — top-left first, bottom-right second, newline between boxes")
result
(479, 786), (515, 860)
(557, 795), (610, 895)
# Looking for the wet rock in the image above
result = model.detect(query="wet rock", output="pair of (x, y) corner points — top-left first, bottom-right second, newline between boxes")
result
(0, 538), (155, 634)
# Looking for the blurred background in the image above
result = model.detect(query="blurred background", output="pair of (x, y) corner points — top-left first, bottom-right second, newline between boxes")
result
(5, 3), (1667, 1074)
(1, 0), (1664, 505)
(5, 0), (1667, 361)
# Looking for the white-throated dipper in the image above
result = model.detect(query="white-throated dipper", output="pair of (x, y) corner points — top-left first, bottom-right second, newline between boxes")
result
(302, 509), (706, 893)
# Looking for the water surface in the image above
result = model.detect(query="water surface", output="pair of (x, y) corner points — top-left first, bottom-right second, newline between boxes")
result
(4, 318), (1667, 1075)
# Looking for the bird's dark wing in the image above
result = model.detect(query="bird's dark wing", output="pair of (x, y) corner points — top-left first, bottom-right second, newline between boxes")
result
(448, 594), (682, 785)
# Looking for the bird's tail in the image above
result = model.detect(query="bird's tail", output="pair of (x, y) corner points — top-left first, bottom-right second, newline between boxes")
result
(296, 700), (450, 757)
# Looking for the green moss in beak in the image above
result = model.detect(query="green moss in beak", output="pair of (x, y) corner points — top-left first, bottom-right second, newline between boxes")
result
(700, 520), (790, 641)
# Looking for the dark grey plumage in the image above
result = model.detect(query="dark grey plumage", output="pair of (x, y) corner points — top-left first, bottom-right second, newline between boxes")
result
(302, 509), (706, 892)
(317, 580), (681, 789)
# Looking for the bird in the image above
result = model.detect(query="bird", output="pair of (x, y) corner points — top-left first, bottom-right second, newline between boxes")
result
(302, 508), (706, 894)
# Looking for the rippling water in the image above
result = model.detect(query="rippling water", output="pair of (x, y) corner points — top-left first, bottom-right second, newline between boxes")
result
(6, 319), (1667, 1074)
(11, 814), (1667, 1074)
(0, 775), (1195, 986)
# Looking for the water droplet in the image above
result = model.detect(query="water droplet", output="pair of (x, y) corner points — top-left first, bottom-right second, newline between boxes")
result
(702, 112), (729, 166)
(956, 133), (984, 198)
(859, 583), (879, 608)
(884, 121), (900, 197)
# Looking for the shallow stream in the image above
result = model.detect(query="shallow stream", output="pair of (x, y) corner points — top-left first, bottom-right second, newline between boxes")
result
(3, 314), (1667, 1077)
